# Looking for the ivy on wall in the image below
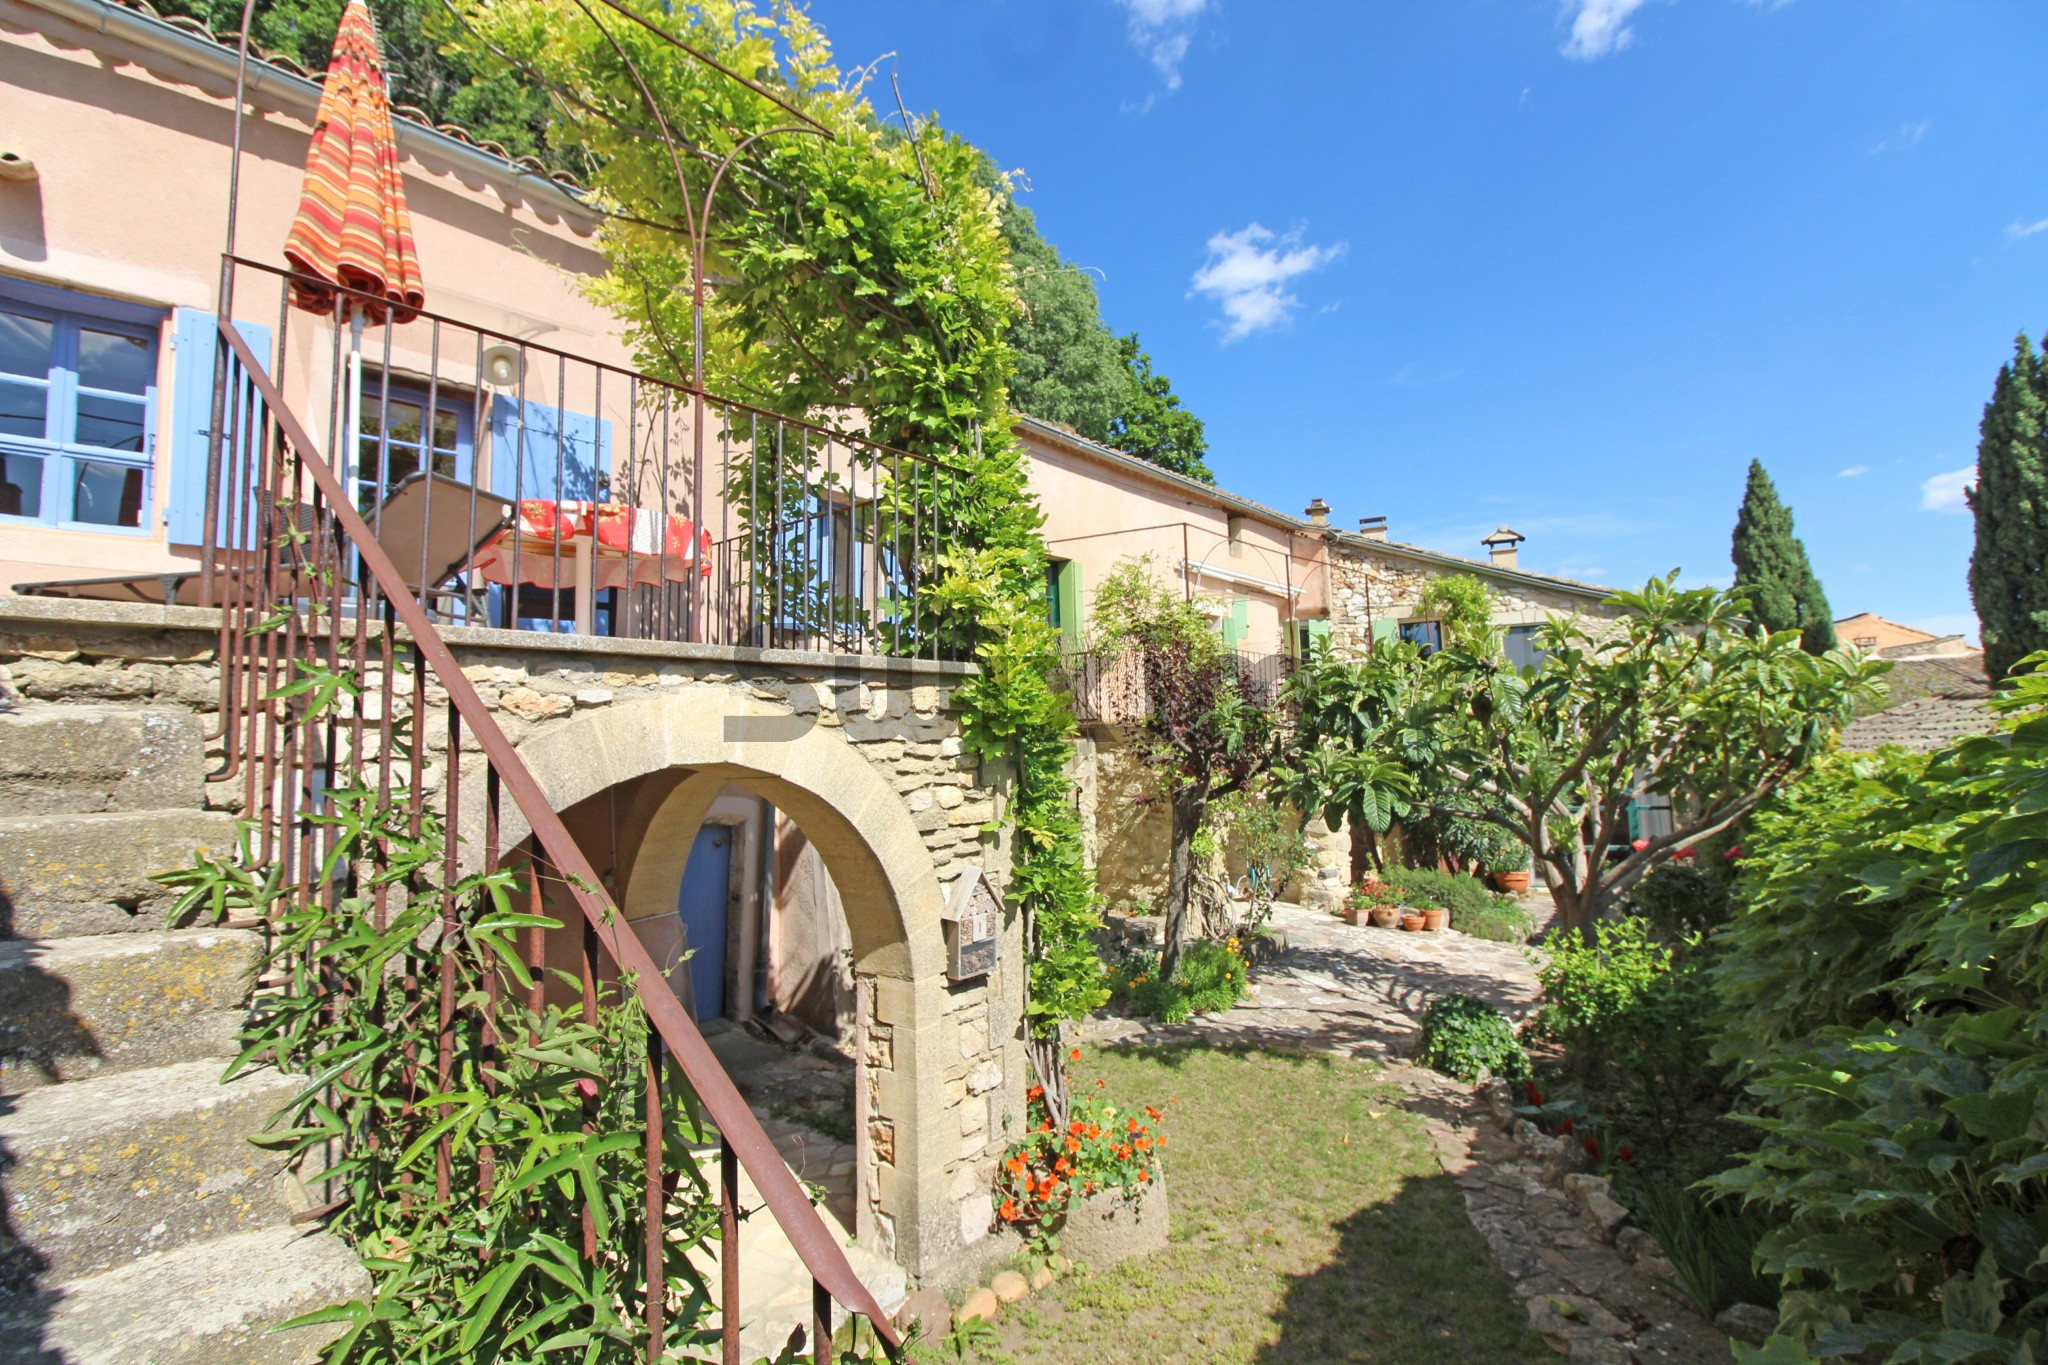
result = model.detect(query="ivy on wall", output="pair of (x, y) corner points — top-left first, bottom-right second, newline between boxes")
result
(454, 0), (1105, 1070)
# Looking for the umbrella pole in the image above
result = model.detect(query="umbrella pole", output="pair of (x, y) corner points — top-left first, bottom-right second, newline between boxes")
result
(344, 310), (364, 510)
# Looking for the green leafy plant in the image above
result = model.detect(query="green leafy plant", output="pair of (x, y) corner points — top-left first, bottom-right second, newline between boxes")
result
(1416, 573), (1500, 654)
(1702, 662), (2048, 1363)
(994, 1085), (1165, 1228)
(1452, 899), (1533, 944)
(1418, 994), (1528, 1082)
(1107, 940), (1249, 1024)
(1632, 1177), (1777, 1320)
(1379, 867), (1503, 919)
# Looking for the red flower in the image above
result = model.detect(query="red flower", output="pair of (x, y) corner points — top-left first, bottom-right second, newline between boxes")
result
(1618, 1146), (1634, 1163)
(1558, 1118), (1574, 1135)
(1524, 1081), (1543, 1106)
(1584, 1137), (1599, 1157)
(1070, 1047), (1083, 1061)
(1631, 838), (1650, 852)
(1675, 846), (1696, 861)
(1724, 845), (1745, 861)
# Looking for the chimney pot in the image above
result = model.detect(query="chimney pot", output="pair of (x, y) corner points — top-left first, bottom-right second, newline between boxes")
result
(1305, 497), (1330, 527)
(1358, 516), (1388, 541)
(1481, 525), (1525, 570)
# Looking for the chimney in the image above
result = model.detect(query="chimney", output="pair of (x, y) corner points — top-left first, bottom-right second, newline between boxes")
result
(1304, 497), (1330, 527)
(1357, 515), (1387, 541)
(1481, 525), (1525, 570)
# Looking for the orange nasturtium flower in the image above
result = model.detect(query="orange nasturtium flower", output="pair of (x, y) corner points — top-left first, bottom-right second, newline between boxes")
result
(1138, 1168), (1151, 1183)
(1027, 1085), (1044, 1101)
(999, 1200), (1019, 1221)
(1054, 1157), (1071, 1175)
(1146, 1105), (1163, 1121)
(1005, 1155), (1025, 1176)
(1128, 1118), (1142, 1134)
(1065, 1137), (1081, 1155)
(1070, 1047), (1082, 1061)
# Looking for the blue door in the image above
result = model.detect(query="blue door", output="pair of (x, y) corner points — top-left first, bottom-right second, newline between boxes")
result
(677, 825), (732, 1021)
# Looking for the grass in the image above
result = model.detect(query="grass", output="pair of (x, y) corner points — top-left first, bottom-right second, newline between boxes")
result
(964, 1043), (1554, 1365)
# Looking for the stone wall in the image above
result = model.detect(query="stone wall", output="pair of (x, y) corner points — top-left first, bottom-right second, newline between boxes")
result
(1325, 546), (1617, 656)
(0, 595), (1026, 1283)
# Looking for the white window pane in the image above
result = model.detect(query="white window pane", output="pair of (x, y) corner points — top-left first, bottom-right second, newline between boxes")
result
(0, 451), (42, 517)
(76, 328), (151, 394)
(0, 311), (52, 380)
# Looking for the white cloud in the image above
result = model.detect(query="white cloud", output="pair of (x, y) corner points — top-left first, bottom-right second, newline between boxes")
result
(1561, 0), (1648, 61)
(1869, 121), (1928, 155)
(2007, 219), (2048, 242)
(1189, 224), (1344, 342)
(1920, 464), (1975, 513)
(1838, 465), (1871, 478)
(1116, 0), (1207, 90)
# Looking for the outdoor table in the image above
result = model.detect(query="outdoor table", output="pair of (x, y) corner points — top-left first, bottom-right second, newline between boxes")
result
(470, 499), (712, 634)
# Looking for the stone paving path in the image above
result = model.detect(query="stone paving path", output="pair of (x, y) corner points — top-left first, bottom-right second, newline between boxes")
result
(1082, 902), (1732, 1364)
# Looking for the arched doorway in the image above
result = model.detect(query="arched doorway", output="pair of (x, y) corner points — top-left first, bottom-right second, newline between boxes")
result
(467, 685), (1024, 1279)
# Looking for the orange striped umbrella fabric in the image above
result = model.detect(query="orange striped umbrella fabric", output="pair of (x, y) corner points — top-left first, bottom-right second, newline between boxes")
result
(282, 0), (423, 324)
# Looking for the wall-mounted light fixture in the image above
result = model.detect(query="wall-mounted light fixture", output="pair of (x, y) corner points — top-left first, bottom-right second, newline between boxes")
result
(480, 343), (524, 389)
(0, 150), (37, 183)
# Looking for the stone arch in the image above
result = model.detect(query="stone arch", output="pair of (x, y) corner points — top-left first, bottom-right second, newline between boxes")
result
(467, 686), (998, 1274)
(481, 687), (947, 984)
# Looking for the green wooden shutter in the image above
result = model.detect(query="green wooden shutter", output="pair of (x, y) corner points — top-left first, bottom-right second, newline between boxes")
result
(1301, 618), (1332, 658)
(1055, 559), (1082, 653)
(1370, 618), (1399, 652)
(1221, 595), (1249, 650)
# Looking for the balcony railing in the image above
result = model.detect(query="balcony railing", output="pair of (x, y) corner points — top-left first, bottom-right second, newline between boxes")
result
(198, 256), (970, 661)
(1058, 646), (1293, 725)
(193, 269), (902, 1360)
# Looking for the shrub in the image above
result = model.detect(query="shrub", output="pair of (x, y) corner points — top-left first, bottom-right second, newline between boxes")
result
(1107, 939), (1248, 1023)
(1381, 866), (1504, 919)
(1453, 898), (1532, 943)
(1620, 856), (1736, 940)
(1700, 674), (2048, 1362)
(1418, 994), (1528, 1082)
(1526, 917), (1724, 1171)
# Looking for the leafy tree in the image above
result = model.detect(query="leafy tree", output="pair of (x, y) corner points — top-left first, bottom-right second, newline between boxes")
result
(1731, 460), (1836, 654)
(1970, 333), (2048, 680)
(1420, 575), (1884, 940)
(994, 189), (1133, 445)
(1090, 558), (1277, 980)
(1276, 642), (1422, 880)
(155, 0), (555, 161)
(1106, 333), (1212, 483)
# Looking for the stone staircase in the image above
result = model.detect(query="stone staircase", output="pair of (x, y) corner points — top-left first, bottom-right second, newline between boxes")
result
(0, 703), (367, 1365)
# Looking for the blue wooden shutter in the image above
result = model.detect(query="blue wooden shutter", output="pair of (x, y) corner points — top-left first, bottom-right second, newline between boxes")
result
(488, 395), (612, 502)
(166, 308), (273, 546)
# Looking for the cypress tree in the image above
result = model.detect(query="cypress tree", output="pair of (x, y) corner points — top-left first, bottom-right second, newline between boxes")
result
(1969, 334), (2048, 680)
(1731, 460), (1836, 653)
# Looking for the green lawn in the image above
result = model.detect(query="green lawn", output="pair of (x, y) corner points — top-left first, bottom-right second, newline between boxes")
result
(969, 1042), (1553, 1365)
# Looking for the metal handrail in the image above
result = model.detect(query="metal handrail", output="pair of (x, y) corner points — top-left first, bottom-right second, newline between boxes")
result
(216, 316), (901, 1357)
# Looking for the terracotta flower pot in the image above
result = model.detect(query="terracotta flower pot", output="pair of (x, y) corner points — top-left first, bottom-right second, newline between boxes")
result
(1398, 912), (1425, 932)
(1342, 903), (1366, 926)
(1490, 870), (1531, 894)
(1421, 907), (1448, 932)
(1368, 905), (1399, 930)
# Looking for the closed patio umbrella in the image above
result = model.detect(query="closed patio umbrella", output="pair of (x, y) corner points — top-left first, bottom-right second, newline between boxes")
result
(281, 0), (423, 501)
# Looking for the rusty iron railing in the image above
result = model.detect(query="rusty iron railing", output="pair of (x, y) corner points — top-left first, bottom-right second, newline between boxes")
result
(202, 257), (968, 660)
(204, 309), (901, 1361)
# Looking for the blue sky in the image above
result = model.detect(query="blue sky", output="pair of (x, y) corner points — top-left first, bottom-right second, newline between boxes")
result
(809, 0), (2048, 639)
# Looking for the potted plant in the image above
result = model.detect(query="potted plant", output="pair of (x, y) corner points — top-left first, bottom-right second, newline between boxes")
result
(1399, 911), (1426, 932)
(1489, 869), (1529, 894)
(1420, 905), (1448, 932)
(1369, 903), (1400, 930)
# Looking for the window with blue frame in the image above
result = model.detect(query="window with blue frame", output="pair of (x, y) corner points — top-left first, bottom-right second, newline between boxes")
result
(354, 380), (472, 512)
(0, 293), (158, 531)
(1399, 618), (1445, 654)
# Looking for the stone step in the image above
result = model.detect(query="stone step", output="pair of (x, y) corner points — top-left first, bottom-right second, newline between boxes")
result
(0, 707), (208, 818)
(0, 929), (260, 1093)
(0, 1224), (369, 1365)
(0, 810), (235, 917)
(0, 1060), (305, 1286)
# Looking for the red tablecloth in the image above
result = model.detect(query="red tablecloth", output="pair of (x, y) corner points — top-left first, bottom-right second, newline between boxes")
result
(471, 500), (712, 589)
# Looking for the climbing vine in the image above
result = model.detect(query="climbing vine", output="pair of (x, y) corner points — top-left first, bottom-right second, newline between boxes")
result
(455, 0), (1105, 1086)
